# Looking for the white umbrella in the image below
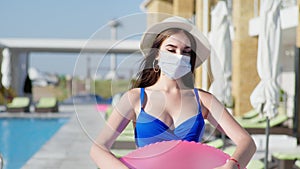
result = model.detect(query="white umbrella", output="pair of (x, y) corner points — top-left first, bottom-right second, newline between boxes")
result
(250, 0), (281, 168)
(1, 48), (11, 89)
(250, 0), (281, 119)
(209, 1), (232, 107)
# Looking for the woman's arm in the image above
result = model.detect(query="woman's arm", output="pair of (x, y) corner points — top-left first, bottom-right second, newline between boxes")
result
(90, 89), (139, 169)
(199, 90), (256, 169)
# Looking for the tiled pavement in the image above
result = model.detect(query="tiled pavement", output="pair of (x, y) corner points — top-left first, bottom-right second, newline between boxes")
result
(21, 105), (106, 169)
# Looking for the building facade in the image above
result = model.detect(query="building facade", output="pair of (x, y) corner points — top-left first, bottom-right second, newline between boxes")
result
(141, 0), (298, 117)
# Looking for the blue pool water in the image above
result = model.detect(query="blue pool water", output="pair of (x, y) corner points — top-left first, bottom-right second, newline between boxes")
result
(0, 118), (69, 169)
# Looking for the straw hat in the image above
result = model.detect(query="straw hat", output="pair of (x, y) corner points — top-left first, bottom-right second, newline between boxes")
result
(140, 16), (211, 68)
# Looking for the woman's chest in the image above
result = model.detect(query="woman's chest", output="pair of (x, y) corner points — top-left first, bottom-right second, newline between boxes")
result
(139, 91), (200, 128)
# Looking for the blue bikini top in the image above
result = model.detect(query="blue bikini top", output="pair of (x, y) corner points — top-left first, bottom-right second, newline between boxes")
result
(134, 88), (205, 147)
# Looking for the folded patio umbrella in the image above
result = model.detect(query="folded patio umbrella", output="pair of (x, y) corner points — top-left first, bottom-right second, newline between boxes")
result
(1, 48), (11, 89)
(250, 0), (282, 168)
(208, 1), (233, 107)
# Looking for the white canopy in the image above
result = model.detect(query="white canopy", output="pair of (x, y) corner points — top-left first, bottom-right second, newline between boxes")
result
(0, 38), (140, 53)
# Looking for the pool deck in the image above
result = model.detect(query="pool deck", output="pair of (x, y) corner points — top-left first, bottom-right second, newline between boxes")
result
(20, 104), (105, 169)
(1, 104), (298, 169)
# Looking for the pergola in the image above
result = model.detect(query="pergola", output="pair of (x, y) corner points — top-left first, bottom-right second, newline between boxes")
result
(0, 38), (140, 95)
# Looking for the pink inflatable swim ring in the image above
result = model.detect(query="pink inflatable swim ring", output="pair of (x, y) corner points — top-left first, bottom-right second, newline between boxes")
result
(120, 140), (233, 169)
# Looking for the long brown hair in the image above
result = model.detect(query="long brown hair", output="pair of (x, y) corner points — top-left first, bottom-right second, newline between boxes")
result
(132, 28), (197, 88)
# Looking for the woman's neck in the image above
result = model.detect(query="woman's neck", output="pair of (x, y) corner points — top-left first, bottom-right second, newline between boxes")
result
(152, 74), (194, 92)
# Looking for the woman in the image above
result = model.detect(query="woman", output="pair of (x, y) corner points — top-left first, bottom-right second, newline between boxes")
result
(90, 16), (256, 169)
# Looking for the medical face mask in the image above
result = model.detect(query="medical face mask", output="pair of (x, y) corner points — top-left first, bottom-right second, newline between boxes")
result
(158, 51), (192, 79)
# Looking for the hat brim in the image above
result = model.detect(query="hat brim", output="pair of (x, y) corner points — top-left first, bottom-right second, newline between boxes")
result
(140, 18), (211, 68)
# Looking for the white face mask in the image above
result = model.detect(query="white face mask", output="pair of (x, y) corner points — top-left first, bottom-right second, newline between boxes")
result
(158, 51), (191, 79)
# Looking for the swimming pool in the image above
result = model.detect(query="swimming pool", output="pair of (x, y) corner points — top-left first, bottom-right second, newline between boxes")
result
(0, 117), (69, 169)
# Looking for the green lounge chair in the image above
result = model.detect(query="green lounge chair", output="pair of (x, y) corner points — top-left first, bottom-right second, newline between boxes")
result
(105, 106), (113, 120)
(105, 106), (136, 149)
(206, 138), (224, 149)
(35, 97), (58, 113)
(6, 97), (30, 112)
(236, 113), (288, 128)
(236, 109), (260, 120)
(272, 152), (300, 169)
(224, 146), (264, 169)
(111, 122), (136, 150)
(235, 105), (292, 135)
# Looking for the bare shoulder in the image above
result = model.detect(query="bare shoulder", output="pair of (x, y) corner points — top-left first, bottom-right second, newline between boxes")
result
(127, 88), (140, 97)
(195, 88), (224, 107)
(195, 88), (214, 99)
(113, 88), (141, 118)
(120, 88), (141, 104)
(195, 88), (221, 105)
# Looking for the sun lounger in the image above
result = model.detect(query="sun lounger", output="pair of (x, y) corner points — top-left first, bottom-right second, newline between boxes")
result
(239, 113), (293, 135)
(246, 159), (264, 169)
(223, 145), (235, 155)
(111, 123), (136, 149)
(224, 146), (264, 169)
(236, 109), (260, 120)
(35, 97), (58, 113)
(271, 152), (300, 169)
(105, 106), (113, 120)
(205, 138), (224, 149)
(235, 105), (294, 136)
(236, 113), (288, 128)
(104, 106), (136, 149)
(295, 160), (300, 169)
(6, 97), (30, 112)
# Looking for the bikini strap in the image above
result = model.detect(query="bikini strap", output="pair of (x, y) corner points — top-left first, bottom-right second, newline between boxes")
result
(140, 88), (145, 108)
(194, 88), (202, 111)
